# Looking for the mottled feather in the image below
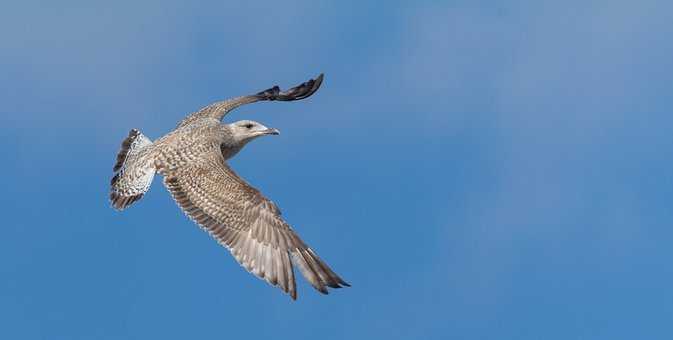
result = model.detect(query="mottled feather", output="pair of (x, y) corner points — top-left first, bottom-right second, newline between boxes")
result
(162, 147), (348, 299)
(110, 129), (155, 210)
(109, 74), (348, 299)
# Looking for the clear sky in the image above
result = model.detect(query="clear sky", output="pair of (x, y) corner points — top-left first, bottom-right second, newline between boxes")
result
(2, 1), (673, 339)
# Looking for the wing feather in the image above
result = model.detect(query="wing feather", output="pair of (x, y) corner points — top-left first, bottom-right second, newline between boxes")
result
(162, 146), (347, 299)
(177, 74), (324, 128)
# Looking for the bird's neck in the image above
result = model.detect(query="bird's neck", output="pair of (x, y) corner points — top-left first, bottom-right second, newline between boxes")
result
(220, 142), (245, 160)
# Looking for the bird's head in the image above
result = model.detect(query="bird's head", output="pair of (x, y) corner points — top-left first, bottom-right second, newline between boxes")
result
(228, 120), (280, 144)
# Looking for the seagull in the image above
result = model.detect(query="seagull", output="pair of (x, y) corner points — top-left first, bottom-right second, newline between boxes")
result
(110, 74), (349, 299)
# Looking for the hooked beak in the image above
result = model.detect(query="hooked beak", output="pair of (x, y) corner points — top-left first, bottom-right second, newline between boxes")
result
(263, 127), (280, 135)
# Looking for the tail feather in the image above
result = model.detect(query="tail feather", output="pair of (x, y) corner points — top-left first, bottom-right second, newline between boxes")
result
(110, 129), (155, 210)
(113, 129), (151, 172)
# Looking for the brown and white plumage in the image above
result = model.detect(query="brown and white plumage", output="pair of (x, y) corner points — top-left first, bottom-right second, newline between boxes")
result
(110, 129), (155, 210)
(177, 74), (323, 128)
(109, 74), (348, 299)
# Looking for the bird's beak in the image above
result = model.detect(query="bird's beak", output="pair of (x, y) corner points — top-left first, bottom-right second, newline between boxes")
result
(263, 128), (280, 135)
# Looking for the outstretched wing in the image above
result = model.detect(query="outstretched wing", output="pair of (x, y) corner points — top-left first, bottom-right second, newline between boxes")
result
(161, 145), (348, 299)
(177, 74), (324, 128)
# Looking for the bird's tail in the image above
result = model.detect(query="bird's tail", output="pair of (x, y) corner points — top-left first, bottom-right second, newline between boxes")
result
(110, 129), (155, 210)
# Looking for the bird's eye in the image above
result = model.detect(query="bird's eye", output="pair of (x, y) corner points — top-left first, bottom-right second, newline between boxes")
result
(244, 123), (253, 129)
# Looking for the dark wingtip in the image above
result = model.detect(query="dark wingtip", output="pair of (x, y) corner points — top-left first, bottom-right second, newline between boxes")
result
(335, 275), (350, 287)
(326, 278), (350, 289)
(255, 73), (325, 102)
(313, 73), (324, 91)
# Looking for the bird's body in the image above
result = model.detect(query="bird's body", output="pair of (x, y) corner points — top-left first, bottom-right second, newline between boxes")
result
(110, 74), (349, 299)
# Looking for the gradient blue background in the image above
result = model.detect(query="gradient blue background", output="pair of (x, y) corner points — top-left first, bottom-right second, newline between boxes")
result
(2, 1), (673, 339)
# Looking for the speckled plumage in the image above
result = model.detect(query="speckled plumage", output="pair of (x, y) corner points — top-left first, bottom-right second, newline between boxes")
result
(110, 74), (348, 299)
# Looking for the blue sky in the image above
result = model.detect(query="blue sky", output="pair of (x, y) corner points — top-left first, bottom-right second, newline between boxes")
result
(2, 1), (673, 339)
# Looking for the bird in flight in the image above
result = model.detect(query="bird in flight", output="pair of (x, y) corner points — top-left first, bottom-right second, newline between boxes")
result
(110, 74), (348, 299)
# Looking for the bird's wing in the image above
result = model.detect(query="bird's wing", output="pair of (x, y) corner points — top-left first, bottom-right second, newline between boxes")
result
(177, 74), (324, 128)
(162, 145), (348, 299)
